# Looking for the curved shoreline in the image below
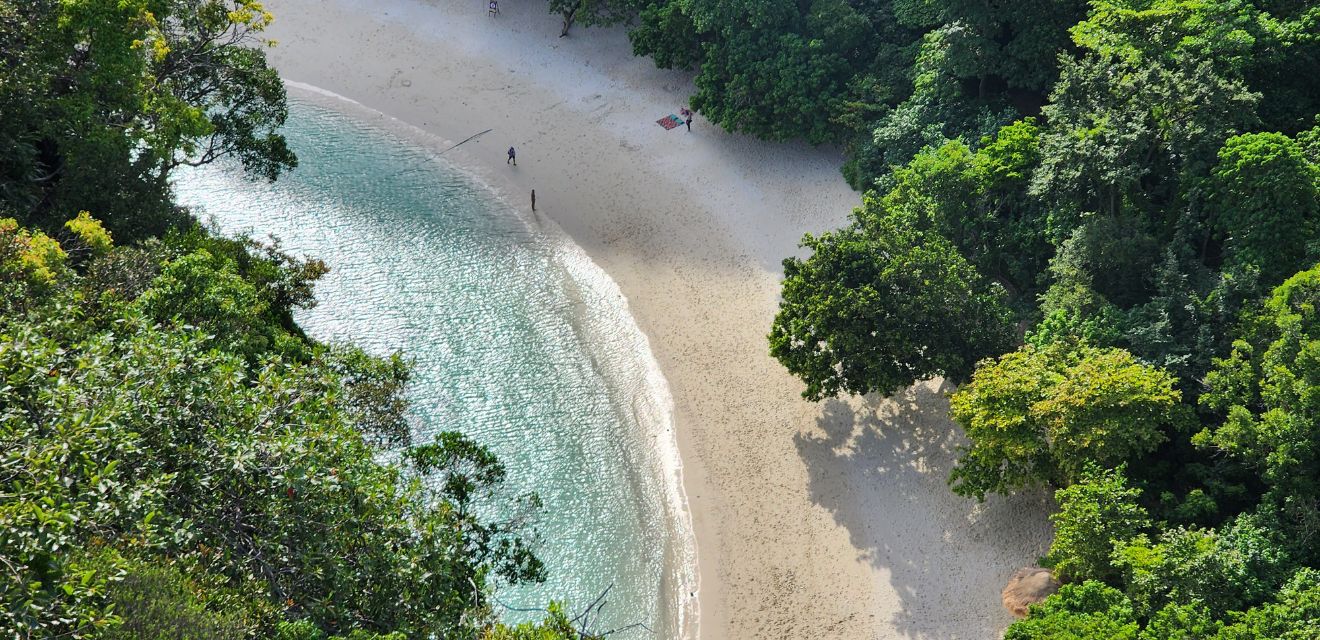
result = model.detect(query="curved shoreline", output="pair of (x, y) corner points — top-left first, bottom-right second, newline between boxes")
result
(276, 83), (701, 637)
(259, 1), (1055, 637)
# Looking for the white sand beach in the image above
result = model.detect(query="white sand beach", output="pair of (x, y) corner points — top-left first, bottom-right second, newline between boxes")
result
(258, 1), (1053, 637)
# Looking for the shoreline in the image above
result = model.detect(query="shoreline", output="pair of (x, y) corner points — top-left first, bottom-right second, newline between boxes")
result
(259, 1), (1055, 637)
(253, 85), (700, 636)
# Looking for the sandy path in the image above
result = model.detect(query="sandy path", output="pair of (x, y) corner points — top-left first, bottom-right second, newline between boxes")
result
(258, 1), (1053, 637)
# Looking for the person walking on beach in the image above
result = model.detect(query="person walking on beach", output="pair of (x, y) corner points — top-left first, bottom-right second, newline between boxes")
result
(507, 146), (516, 165)
(681, 107), (692, 132)
(531, 189), (536, 211)
(488, 1), (498, 17)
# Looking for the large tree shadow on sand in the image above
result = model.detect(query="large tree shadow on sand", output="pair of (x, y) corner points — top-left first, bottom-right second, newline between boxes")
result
(795, 380), (1054, 639)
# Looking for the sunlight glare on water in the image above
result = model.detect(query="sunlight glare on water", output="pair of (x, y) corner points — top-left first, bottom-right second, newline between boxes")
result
(173, 100), (694, 637)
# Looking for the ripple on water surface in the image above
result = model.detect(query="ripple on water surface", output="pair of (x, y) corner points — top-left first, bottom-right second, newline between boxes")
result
(173, 100), (694, 637)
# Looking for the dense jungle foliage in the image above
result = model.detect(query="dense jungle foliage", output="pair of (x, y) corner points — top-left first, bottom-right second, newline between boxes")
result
(691, 0), (1320, 635)
(1, 1), (587, 638)
(7, 0), (1318, 636)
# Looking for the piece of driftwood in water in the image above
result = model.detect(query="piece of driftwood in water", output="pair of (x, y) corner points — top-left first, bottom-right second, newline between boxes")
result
(391, 129), (494, 178)
(439, 128), (493, 155)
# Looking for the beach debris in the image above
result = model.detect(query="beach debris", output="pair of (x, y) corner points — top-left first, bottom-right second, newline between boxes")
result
(1001, 566), (1059, 618)
(389, 129), (494, 178)
(443, 128), (493, 154)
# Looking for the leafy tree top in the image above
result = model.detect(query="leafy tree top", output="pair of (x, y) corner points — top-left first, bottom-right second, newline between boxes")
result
(949, 343), (1183, 499)
(770, 193), (1014, 400)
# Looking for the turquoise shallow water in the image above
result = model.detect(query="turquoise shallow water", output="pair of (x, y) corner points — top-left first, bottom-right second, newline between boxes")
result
(173, 99), (693, 636)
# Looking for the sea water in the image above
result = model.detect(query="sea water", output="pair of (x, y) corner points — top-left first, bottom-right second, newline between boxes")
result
(173, 99), (695, 637)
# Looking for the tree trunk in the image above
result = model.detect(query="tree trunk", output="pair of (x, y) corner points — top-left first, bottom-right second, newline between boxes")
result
(560, 4), (578, 37)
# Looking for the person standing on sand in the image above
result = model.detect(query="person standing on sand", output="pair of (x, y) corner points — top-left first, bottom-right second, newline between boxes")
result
(531, 189), (536, 211)
(507, 146), (516, 165)
(681, 107), (692, 132)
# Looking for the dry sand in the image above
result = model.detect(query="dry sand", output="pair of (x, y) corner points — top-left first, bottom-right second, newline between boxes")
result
(258, 1), (1054, 637)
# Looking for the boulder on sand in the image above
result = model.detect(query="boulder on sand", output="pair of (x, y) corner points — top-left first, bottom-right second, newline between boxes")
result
(1001, 567), (1059, 618)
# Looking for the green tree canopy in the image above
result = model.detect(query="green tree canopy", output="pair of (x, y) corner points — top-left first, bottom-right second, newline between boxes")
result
(1207, 132), (1320, 286)
(0, 218), (545, 638)
(1003, 581), (1140, 640)
(1045, 465), (1151, 583)
(0, 0), (295, 241)
(548, 0), (640, 37)
(875, 118), (1049, 298)
(769, 193), (1014, 401)
(897, 0), (1088, 93)
(1199, 264), (1320, 560)
(1113, 514), (1292, 617)
(846, 24), (1018, 190)
(1071, 0), (1264, 73)
(948, 343), (1182, 499)
(1215, 568), (1320, 640)
(1030, 55), (1257, 231)
(1006, 567), (1320, 639)
(633, 0), (925, 145)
